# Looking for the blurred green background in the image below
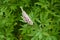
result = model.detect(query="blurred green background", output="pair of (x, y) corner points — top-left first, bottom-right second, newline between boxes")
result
(0, 0), (60, 40)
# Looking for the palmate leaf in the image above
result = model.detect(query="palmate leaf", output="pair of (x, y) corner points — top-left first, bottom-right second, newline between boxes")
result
(31, 30), (43, 40)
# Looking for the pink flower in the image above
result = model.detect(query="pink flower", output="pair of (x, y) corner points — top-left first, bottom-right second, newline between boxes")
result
(20, 7), (33, 25)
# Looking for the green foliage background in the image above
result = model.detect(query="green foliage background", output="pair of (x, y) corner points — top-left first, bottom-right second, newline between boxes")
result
(0, 0), (60, 40)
